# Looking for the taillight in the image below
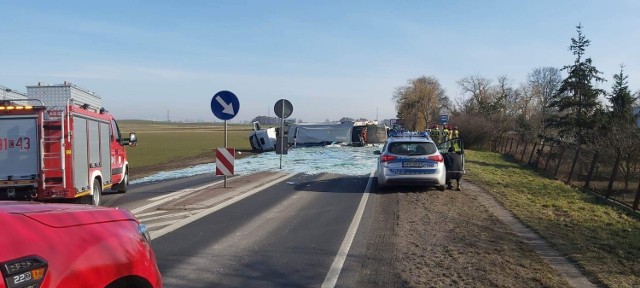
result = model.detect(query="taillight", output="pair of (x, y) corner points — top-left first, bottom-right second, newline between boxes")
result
(380, 154), (397, 163)
(428, 154), (444, 162)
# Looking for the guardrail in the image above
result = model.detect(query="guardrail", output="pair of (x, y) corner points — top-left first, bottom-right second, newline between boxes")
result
(492, 137), (640, 212)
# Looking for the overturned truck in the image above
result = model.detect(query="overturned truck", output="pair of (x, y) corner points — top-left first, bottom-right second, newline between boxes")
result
(249, 121), (388, 152)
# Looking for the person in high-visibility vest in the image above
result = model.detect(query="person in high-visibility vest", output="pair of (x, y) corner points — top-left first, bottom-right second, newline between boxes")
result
(452, 140), (461, 153)
(443, 126), (449, 142)
(430, 125), (440, 143)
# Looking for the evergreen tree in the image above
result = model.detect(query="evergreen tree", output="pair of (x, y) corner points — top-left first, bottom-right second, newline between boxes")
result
(546, 24), (605, 145)
(608, 64), (636, 124)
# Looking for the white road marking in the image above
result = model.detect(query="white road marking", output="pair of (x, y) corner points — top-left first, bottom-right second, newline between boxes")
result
(151, 172), (295, 240)
(149, 180), (224, 201)
(147, 220), (182, 229)
(149, 190), (187, 202)
(137, 210), (204, 223)
(131, 180), (224, 215)
(136, 210), (166, 218)
(321, 168), (374, 288)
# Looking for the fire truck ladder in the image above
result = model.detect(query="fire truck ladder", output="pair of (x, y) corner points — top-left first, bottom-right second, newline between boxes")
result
(41, 106), (67, 192)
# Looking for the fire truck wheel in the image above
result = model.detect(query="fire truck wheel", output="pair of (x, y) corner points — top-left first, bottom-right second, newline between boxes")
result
(118, 170), (128, 193)
(92, 179), (102, 206)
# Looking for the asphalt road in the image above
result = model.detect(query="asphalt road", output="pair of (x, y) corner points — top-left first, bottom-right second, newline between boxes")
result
(101, 173), (222, 210)
(103, 172), (376, 288)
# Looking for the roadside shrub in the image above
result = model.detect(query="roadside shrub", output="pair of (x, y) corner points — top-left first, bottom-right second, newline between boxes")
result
(452, 113), (493, 150)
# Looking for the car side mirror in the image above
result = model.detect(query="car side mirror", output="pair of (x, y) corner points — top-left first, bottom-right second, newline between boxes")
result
(124, 132), (137, 147)
(373, 150), (381, 155)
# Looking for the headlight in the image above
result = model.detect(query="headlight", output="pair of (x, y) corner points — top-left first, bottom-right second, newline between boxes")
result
(1, 255), (47, 288)
(138, 223), (151, 242)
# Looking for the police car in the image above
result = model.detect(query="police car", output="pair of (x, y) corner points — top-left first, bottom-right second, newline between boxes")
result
(374, 131), (447, 190)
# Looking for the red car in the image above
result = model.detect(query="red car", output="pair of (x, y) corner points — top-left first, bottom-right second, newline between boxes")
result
(0, 202), (162, 288)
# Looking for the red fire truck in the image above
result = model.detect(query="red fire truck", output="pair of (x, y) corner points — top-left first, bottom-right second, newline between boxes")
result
(0, 82), (136, 206)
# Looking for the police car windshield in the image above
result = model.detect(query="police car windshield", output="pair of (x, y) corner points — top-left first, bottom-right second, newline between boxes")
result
(388, 142), (437, 156)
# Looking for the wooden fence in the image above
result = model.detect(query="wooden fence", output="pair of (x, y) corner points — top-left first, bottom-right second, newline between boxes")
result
(493, 137), (640, 211)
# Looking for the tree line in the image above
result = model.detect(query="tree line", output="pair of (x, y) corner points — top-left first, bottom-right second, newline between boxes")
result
(394, 24), (639, 152)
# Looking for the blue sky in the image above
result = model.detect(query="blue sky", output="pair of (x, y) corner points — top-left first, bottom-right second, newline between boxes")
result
(1, 1), (638, 123)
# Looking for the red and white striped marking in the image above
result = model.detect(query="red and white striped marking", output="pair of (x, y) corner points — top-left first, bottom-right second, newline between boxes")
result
(216, 148), (235, 176)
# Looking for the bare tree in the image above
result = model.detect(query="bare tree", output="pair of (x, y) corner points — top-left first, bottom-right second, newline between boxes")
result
(393, 76), (447, 131)
(516, 83), (537, 120)
(440, 89), (453, 115)
(456, 74), (520, 146)
(394, 85), (419, 130)
(511, 83), (542, 138)
(495, 75), (523, 118)
(415, 77), (445, 128)
(528, 67), (562, 137)
(457, 74), (493, 115)
(586, 119), (640, 190)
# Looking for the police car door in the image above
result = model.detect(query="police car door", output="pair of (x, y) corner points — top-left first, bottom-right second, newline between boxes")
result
(437, 138), (465, 174)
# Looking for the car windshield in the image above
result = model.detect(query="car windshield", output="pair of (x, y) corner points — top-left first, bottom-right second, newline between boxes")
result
(388, 142), (437, 156)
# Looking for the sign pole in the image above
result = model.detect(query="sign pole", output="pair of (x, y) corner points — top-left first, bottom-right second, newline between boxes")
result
(224, 120), (228, 188)
(211, 90), (239, 189)
(274, 99), (293, 170)
(279, 100), (284, 169)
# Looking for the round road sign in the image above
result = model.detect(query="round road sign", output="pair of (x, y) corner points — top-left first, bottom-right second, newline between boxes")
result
(274, 99), (293, 118)
(211, 90), (240, 121)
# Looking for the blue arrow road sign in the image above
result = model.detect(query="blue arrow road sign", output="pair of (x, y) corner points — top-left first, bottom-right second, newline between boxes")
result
(211, 90), (240, 121)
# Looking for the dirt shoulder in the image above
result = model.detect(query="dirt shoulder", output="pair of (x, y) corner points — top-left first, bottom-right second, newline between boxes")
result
(360, 182), (575, 288)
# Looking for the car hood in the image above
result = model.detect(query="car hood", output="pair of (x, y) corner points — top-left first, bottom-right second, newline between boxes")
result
(0, 201), (135, 228)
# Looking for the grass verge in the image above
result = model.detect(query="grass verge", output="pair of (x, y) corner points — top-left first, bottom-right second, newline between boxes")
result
(119, 121), (253, 169)
(465, 150), (640, 288)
